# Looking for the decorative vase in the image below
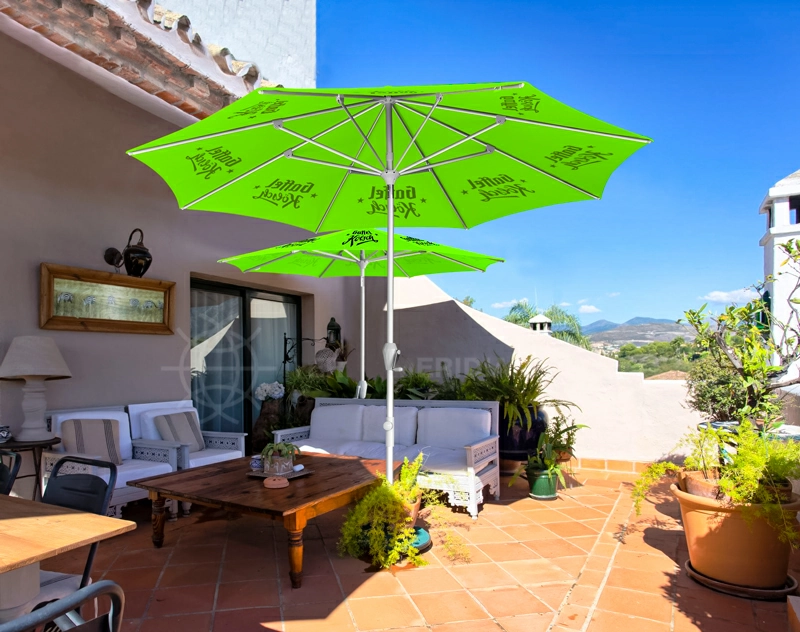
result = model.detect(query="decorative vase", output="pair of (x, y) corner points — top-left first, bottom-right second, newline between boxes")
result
(336, 361), (348, 373)
(265, 455), (294, 476)
(0, 426), (11, 443)
(253, 399), (283, 455)
(499, 405), (547, 474)
(671, 483), (800, 589)
(249, 455), (263, 472)
(527, 469), (558, 500)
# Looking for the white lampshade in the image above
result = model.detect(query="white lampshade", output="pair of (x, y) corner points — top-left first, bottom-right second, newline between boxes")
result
(0, 336), (71, 380)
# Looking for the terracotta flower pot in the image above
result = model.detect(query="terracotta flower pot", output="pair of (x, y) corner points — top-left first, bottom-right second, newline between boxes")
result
(404, 493), (422, 527)
(680, 470), (723, 499)
(671, 483), (800, 589)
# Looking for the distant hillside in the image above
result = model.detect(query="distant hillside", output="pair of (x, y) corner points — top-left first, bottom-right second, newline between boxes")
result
(583, 316), (679, 337)
(583, 319), (619, 335)
(623, 317), (677, 326)
(589, 322), (695, 346)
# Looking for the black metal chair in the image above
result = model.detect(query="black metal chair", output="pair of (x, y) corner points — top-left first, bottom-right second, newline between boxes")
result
(42, 456), (118, 588)
(0, 580), (124, 632)
(0, 449), (21, 495)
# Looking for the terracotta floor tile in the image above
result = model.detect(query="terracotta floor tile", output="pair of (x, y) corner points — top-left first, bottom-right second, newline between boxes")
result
(514, 509), (565, 524)
(146, 584), (216, 617)
(500, 524), (559, 541)
(111, 548), (171, 570)
(435, 545), (491, 567)
(494, 612), (554, 632)
(120, 619), (140, 632)
(349, 595), (425, 629)
(614, 550), (679, 573)
(552, 556), (587, 578)
(523, 538), (586, 559)
(282, 601), (355, 632)
(556, 506), (609, 521)
(101, 567), (163, 592)
(158, 561), (220, 588)
(575, 569), (606, 587)
(586, 610), (670, 632)
(596, 585), (672, 622)
(329, 552), (375, 575)
(170, 544), (225, 566)
(396, 566), (463, 594)
(122, 589), (153, 619)
(411, 590), (489, 625)
(585, 555), (611, 572)
(431, 621), (504, 632)
(459, 527), (516, 545)
(482, 511), (533, 526)
(281, 574), (344, 605)
(476, 542), (540, 562)
(216, 578), (280, 609)
(528, 583), (572, 610)
(567, 584), (599, 607)
(338, 571), (406, 598)
(553, 603), (590, 629)
(579, 495), (620, 507)
(213, 607), (283, 632)
(582, 519), (609, 532)
(605, 567), (672, 595)
(498, 559), (572, 585)
(544, 521), (599, 538)
(567, 536), (603, 553)
(448, 563), (517, 589)
(139, 613), (212, 632)
(470, 586), (550, 617)
(220, 558), (278, 582)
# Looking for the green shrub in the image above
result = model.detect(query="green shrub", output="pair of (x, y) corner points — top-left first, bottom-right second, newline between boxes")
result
(686, 355), (748, 421)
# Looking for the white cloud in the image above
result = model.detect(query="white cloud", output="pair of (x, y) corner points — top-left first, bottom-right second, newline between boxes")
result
(607, 292), (621, 298)
(701, 288), (759, 304)
(579, 305), (601, 314)
(491, 297), (528, 310)
(559, 302), (571, 307)
(577, 298), (588, 304)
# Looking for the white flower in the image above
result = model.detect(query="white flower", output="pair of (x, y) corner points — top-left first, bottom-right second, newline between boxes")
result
(255, 381), (285, 401)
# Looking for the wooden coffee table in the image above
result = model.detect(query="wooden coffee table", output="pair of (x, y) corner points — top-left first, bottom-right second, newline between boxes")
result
(129, 453), (388, 588)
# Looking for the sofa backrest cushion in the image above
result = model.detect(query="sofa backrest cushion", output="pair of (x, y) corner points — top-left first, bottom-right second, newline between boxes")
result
(309, 404), (364, 442)
(154, 410), (205, 453)
(362, 406), (418, 446)
(416, 408), (492, 449)
(60, 418), (124, 465)
(138, 406), (198, 442)
(50, 410), (133, 461)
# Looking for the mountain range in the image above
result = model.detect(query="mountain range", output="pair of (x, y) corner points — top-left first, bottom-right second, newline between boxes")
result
(583, 317), (676, 335)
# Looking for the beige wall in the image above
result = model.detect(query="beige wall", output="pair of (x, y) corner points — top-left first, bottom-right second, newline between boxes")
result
(0, 33), (360, 431)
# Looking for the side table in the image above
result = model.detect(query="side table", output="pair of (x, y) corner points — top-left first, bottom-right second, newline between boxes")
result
(0, 437), (61, 500)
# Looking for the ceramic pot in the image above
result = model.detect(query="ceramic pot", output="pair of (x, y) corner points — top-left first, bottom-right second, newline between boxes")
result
(681, 470), (723, 499)
(527, 469), (558, 500)
(249, 455), (263, 472)
(404, 493), (422, 527)
(671, 483), (800, 589)
(499, 405), (547, 471)
(0, 426), (10, 443)
(265, 455), (294, 476)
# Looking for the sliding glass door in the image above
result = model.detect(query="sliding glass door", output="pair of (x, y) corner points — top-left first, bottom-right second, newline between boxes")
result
(190, 281), (300, 446)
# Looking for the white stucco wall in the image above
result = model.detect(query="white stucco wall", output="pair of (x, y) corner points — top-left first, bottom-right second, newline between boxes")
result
(365, 276), (704, 463)
(161, 0), (316, 88)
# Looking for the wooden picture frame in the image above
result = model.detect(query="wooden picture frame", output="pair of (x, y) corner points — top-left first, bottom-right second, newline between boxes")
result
(40, 263), (175, 335)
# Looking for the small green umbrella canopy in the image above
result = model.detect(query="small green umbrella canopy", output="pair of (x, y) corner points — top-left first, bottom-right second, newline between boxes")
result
(219, 228), (504, 397)
(128, 81), (650, 482)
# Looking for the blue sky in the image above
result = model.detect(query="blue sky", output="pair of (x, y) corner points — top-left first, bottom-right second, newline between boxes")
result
(317, 0), (800, 324)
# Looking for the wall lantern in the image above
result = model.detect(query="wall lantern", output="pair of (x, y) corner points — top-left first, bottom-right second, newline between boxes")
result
(327, 318), (342, 347)
(104, 228), (152, 277)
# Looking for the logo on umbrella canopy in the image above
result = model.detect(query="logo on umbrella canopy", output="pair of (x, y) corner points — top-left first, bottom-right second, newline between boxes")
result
(545, 145), (614, 170)
(252, 178), (317, 209)
(342, 230), (379, 247)
(186, 146), (242, 179)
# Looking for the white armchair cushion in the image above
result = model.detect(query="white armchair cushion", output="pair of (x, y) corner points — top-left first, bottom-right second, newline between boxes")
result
(50, 410), (133, 461)
(362, 406), (418, 446)
(60, 418), (124, 465)
(138, 406), (198, 442)
(416, 408), (492, 449)
(297, 439), (357, 455)
(187, 448), (242, 468)
(154, 410), (205, 453)
(308, 405), (364, 442)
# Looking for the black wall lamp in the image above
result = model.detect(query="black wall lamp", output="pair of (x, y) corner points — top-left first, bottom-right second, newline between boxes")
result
(104, 228), (152, 277)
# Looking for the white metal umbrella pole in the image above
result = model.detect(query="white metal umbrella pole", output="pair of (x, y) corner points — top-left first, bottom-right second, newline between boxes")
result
(383, 99), (398, 484)
(357, 251), (368, 400)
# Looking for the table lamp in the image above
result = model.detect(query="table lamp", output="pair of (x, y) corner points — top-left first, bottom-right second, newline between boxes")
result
(0, 336), (71, 440)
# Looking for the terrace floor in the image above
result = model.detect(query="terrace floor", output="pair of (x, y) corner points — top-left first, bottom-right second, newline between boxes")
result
(41, 469), (795, 632)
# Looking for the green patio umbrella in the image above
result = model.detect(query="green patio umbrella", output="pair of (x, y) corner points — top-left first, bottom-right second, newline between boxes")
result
(128, 81), (650, 481)
(219, 228), (504, 398)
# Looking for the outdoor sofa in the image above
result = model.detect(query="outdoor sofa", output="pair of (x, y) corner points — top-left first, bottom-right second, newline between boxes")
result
(273, 398), (500, 519)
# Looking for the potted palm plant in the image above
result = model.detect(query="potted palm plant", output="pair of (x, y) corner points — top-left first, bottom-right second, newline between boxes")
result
(463, 355), (575, 472)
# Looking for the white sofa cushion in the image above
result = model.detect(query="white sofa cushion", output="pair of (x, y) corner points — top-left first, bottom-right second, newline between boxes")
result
(297, 439), (356, 455)
(416, 408), (492, 449)
(50, 410), (133, 462)
(187, 448), (242, 468)
(109, 459), (172, 488)
(309, 404), (364, 442)
(139, 406), (199, 442)
(362, 406), (418, 446)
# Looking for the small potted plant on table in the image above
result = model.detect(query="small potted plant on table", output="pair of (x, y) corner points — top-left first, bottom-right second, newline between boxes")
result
(262, 441), (300, 476)
(338, 454), (426, 568)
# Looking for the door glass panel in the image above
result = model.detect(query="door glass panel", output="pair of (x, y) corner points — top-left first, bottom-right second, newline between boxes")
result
(190, 288), (244, 432)
(249, 297), (298, 424)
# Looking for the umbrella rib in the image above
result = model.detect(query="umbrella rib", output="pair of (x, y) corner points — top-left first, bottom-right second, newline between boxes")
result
(399, 120), (501, 174)
(338, 99), (384, 169)
(317, 257), (339, 278)
(181, 104), (381, 209)
(394, 258), (412, 278)
(401, 149), (492, 175)
(428, 251), (488, 272)
(338, 249), (361, 262)
(395, 96), (441, 170)
(397, 100), (651, 144)
(307, 250), (355, 262)
(393, 107), (468, 229)
(277, 126), (382, 174)
(288, 154), (376, 176)
(240, 251), (297, 273)
(258, 83), (524, 101)
(396, 103), (599, 200)
(128, 100), (375, 154)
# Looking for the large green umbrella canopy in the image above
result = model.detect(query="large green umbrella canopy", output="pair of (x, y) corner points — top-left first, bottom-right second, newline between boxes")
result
(128, 81), (650, 481)
(219, 228), (504, 397)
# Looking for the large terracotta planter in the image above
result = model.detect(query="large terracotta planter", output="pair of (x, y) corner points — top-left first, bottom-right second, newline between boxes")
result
(671, 483), (800, 589)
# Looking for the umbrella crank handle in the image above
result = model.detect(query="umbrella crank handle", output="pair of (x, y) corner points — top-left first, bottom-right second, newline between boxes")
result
(382, 343), (403, 372)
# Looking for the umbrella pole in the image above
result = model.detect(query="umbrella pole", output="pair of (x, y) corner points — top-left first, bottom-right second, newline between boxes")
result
(384, 178), (396, 484)
(357, 252), (368, 399)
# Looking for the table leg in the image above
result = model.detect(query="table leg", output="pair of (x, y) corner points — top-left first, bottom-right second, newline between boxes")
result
(32, 447), (43, 502)
(151, 494), (167, 548)
(285, 513), (307, 589)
